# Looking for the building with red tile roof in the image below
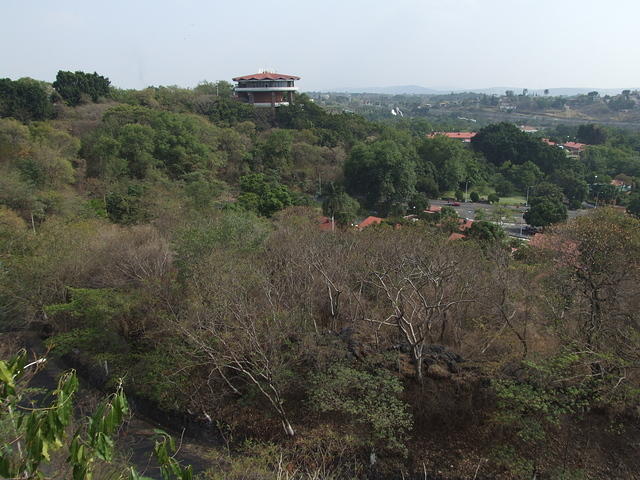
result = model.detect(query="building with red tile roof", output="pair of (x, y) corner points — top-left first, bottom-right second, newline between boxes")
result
(458, 218), (474, 231)
(357, 216), (384, 230)
(427, 132), (477, 142)
(318, 216), (335, 232)
(232, 71), (300, 107)
(562, 141), (586, 153)
(424, 205), (442, 214)
(232, 73), (301, 81)
(448, 233), (466, 241)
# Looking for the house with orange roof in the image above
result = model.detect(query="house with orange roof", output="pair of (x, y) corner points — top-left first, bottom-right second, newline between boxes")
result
(458, 218), (474, 231)
(427, 132), (477, 143)
(562, 141), (586, 154)
(318, 216), (335, 232)
(611, 179), (632, 192)
(423, 205), (442, 215)
(356, 216), (384, 230)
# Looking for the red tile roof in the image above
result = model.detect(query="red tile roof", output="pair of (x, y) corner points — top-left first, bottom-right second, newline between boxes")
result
(232, 72), (301, 81)
(458, 218), (474, 231)
(541, 138), (556, 146)
(318, 216), (334, 231)
(428, 132), (477, 140)
(357, 216), (384, 229)
(448, 233), (466, 241)
(562, 141), (586, 151)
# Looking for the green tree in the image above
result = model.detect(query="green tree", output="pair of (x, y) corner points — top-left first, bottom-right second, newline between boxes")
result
(83, 105), (225, 180)
(53, 71), (111, 106)
(467, 220), (506, 242)
(494, 176), (515, 197)
(627, 193), (640, 218)
(310, 364), (413, 456)
(407, 191), (429, 213)
(238, 173), (294, 217)
(551, 170), (588, 209)
(470, 191), (480, 202)
(508, 161), (543, 192)
(115, 124), (156, 179)
(418, 135), (479, 192)
(0, 78), (54, 121)
(576, 124), (608, 145)
(105, 183), (149, 224)
(322, 185), (360, 226)
(471, 122), (566, 174)
(582, 145), (640, 178)
(524, 198), (567, 227)
(0, 350), (192, 480)
(344, 140), (416, 215)
(256, 129), (293, 173)
(488, 193), (500, 204)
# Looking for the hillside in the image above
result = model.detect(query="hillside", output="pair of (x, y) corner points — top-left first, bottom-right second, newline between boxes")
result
(309, 89), (640, 129)
(1, 71), (640, 479)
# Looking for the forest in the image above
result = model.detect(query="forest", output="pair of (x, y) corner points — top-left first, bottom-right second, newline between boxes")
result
(1, 71), (640, 479)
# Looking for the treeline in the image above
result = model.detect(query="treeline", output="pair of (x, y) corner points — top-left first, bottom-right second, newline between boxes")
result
(1, 70), (640, 478)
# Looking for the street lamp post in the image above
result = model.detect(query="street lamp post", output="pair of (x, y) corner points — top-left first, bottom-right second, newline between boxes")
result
(521, 186), (535, 237)
(525, 185), (534, 207)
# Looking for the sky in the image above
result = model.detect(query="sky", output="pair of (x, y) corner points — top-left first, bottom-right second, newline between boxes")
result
(2, 0), (639, 92)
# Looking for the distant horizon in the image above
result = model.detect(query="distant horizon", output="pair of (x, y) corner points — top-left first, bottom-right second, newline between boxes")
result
(309, 85), (639, 95)
(3, 70), (638, 98)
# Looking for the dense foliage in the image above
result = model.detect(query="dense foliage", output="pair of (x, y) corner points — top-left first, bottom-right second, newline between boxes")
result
(0, 72), (639, 479)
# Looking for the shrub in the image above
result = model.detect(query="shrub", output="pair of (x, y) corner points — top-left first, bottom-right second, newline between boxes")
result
(309, 364), (412, 456)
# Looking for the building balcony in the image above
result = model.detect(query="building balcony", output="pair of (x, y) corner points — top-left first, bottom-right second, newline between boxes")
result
(253, 102), (291, 107)
(234, 86), (298, 92)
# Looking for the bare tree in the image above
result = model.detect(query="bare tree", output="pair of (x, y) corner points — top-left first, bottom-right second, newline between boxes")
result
(177, 251), (302, 436)
(355, 231), (476, 383)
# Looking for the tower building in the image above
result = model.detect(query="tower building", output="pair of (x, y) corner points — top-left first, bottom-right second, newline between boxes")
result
(232, 71), (300, 107)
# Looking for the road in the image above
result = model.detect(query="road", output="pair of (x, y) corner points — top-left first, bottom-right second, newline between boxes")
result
(429, 199), (586, 238)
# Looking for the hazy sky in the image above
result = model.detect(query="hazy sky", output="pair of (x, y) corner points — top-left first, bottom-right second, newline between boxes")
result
(2, 0), (638, 91)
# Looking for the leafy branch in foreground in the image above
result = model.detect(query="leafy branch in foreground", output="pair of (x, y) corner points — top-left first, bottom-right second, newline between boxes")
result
(0, 349), (192, 480)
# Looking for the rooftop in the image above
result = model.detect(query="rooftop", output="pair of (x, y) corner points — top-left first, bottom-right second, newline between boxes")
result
(357, 216), (384, 229)
(427, 132), (477, 141)
(563, 141), (587, 151)
(232, 72), (301, 81)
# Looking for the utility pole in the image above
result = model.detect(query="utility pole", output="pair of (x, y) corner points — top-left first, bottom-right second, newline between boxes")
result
(465, 180), (469, 202)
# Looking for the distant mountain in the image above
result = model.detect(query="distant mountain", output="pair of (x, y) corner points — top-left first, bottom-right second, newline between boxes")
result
(319, 85), (637, 96)
(458, 87), (636, 96)
(326, 85), (449, 95)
